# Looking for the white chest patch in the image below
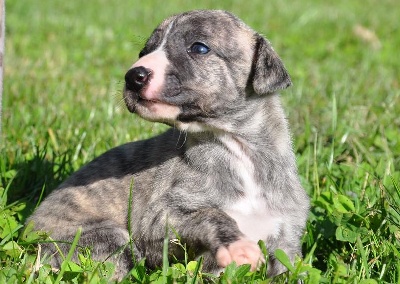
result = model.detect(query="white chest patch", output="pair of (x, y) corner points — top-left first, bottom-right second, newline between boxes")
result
(219, 134), (283, 242)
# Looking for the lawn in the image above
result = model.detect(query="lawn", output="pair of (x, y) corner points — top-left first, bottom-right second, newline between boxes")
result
(1, 0), (399, 283)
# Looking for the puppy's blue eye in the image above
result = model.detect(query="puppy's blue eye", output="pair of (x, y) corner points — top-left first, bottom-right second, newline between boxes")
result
(188, 42), (210, 54)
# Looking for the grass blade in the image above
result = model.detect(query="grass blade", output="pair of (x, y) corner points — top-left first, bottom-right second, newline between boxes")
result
(357, 236), (370, 279)
(162, 223), (169, 284)
(190, 256), (203, 284)
(54, 227), (82, 284)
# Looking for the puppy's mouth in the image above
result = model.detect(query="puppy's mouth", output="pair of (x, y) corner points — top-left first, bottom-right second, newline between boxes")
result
(123, 87), (182, 123)
(137, 93), (159, 106)
(124, 88), (172, 109)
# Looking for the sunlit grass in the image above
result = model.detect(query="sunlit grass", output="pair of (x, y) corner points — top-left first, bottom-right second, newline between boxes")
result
(1, 0), (399, 283)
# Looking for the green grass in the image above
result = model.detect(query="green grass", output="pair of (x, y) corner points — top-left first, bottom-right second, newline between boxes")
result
(1, 0), (399, 283)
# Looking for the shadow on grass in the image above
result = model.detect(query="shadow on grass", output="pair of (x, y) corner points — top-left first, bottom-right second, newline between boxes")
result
(0, 144), (75, 221)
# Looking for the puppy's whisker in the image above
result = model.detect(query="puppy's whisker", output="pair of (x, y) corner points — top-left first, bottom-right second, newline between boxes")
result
(112, 91), (128, 111)
(115, 100), (126, 111)
(176, 130), (187, 149)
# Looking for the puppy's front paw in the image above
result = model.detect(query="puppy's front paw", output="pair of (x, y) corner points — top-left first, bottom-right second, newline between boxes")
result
(216, 238), (262, 270)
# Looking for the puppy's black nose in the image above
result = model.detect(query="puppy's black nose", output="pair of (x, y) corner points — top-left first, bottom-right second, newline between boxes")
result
(125, 66), (152, 91)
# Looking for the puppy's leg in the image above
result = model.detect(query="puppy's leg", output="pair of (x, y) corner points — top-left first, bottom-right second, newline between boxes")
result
(143, 207), (262, 271)
(216, 238), (262, 270)
(44, 226), (136, 280)
(79, 227), (136, 278)
(264, 224), (304, 276)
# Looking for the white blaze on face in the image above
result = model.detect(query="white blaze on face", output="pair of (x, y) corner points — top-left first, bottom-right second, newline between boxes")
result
(129, 21), (181, 122)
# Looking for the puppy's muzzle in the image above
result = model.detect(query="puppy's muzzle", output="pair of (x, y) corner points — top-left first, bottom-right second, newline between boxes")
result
(125, 66), (152, 92)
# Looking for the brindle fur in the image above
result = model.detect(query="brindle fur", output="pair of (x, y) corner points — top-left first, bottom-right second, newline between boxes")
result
(28, 10), (309, 279)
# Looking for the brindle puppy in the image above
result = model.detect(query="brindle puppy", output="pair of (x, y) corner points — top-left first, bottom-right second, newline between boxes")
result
(28, 10), (310, 279)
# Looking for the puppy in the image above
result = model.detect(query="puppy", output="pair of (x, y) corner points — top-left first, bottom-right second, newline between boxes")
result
(28, 10), (310, 279)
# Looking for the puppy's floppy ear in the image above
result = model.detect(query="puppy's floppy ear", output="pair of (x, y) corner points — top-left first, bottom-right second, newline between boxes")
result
(251, 35), (292, 95)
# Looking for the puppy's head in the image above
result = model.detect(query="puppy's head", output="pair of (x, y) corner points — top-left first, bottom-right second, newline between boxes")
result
(123, 10), (291, 131)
